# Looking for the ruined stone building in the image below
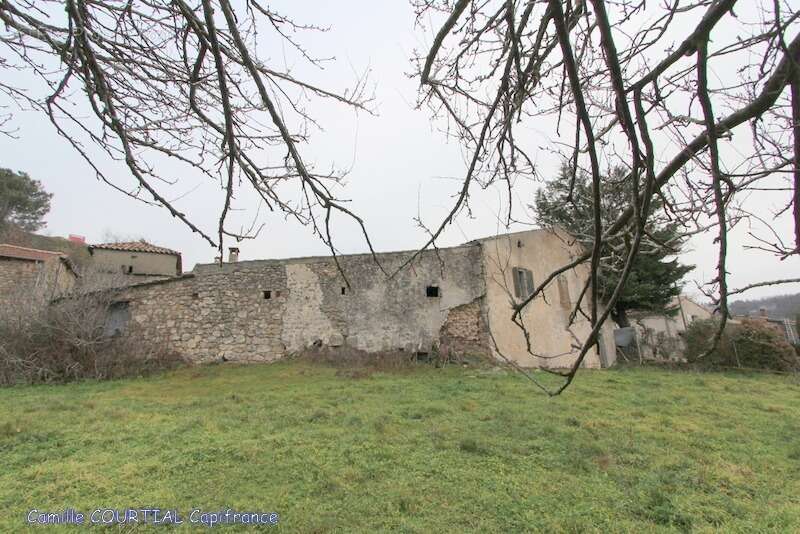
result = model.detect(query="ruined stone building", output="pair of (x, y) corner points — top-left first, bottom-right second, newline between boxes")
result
(111, 229), (617, 368)
(0, 244), (77, 306)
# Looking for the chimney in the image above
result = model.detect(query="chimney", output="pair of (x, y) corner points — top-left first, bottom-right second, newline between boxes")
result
(228, 247), (239, 263)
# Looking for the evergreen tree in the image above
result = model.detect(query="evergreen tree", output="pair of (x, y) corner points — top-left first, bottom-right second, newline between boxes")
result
(534, 164), (693, 326)
(0, 168), (52, 232)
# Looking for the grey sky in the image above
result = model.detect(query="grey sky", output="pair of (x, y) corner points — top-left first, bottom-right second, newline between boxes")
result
(1, 1), (797, 301)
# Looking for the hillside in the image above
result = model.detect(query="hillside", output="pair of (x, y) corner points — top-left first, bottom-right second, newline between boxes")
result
(0, 225), (91, 267)
(729, 292), (800, 320)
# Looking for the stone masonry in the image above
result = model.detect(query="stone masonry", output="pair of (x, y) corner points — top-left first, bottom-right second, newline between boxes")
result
(111, 229), (617, 369)
(118, 245), (488, 363)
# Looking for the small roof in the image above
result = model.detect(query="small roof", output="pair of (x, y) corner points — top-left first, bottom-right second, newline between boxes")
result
(0, 243), (77, 275)
(90, 240), (180, 256)
(0, 243), (67, 262)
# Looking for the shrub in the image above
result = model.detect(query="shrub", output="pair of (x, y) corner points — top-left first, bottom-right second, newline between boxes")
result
(0, 277), (184, 385)
(684, 318), (799, 372)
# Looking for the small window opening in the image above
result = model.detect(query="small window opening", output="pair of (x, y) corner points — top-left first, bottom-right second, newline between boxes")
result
(426, 286), (440, 298)
(191, 292), (199, 299)
(341, 286), (347, 295)
(263, 290), (271, 300)
(127, 265), (134, 274)
(517, 239), (523, 248)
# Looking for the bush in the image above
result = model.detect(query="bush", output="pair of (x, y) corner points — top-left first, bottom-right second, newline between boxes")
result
(0, 279), (184, 385)
(685, 318), (799, 372)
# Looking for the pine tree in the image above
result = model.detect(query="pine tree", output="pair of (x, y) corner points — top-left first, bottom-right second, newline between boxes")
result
(534, 164), (693, 326)
(0, 168), (52, 232)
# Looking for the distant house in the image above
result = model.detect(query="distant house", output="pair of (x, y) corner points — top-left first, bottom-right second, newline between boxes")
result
(738, 308), (799, 346)
(634, 296), (712, 337)
(623, 295), (713, 360)
(88, 240), (182, 278)
(0, 244), (78, 305)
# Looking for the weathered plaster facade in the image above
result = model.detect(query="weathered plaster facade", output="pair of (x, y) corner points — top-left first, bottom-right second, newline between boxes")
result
(89, 245), (181, 277)
(477, 230), (615, 368)
(115, 229), (616, 368)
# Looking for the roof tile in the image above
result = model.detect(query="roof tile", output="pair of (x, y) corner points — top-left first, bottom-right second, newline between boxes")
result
(90, 241), (180, 256)
(0, 244), (67, 262)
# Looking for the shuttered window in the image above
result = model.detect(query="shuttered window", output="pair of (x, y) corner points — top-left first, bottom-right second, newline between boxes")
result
(557, 274), (571, 308)
(512, 267), (534, 299)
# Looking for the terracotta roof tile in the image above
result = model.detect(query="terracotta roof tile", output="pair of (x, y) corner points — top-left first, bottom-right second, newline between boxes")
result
(90, 240), (180, 256)
(0, 243), (67, 262)
(0, 243), (78, 276)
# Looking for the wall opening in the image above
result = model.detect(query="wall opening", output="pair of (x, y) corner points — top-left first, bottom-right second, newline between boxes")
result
(104, 301), (130, 337)
(426, 286), (440, 298)
(263, 290), (271, 300)
(341, 286), (347, 295)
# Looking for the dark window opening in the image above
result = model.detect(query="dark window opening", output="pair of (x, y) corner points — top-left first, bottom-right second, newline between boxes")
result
(517, 239), (523, 248)
(127, 265), (134, 274)
(263, 290), (271, 300)
(426, 286), (440, 298)
(191, 292), (199, 299)
(341, 287), (347, 295)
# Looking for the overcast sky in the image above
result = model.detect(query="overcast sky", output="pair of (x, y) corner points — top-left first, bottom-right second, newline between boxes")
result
(1, 1), (798, 302)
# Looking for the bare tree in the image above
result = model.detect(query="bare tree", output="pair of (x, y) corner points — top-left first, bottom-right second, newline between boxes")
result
(4, 1), (799, 393)
(411, 0), (800, 393)
(0, 0), (382, 275)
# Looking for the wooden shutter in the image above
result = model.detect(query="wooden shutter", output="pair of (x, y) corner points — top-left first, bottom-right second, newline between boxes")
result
(524, 269), (534, 298)
(557, 275), (570, 308)
(512, 267), (522, 298)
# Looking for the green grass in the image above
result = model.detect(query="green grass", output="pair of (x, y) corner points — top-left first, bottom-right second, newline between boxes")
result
(1, 363), (799, 533)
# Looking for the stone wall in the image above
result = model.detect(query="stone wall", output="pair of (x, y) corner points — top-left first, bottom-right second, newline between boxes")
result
(110, 229), (618, 369)
(0, 257), (76, 308)
(440, 299), (490, 356)
(0, 257), (40, 300)
(119, 245), (489, 363)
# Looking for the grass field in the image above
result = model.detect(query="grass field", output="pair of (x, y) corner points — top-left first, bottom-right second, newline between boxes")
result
(1, 362), (799, 533)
